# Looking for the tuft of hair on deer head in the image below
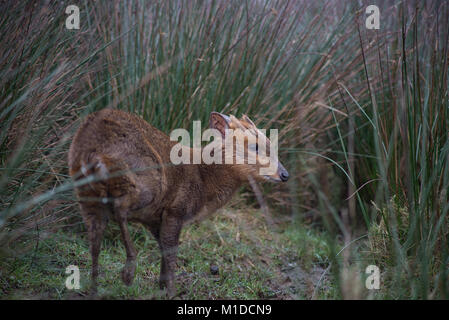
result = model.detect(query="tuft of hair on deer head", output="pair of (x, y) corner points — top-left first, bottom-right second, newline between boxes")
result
(209, 112), (289, 183)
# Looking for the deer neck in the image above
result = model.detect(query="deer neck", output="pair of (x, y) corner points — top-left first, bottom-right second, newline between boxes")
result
(197, 162), (244, 211)
(179, 146), (245, 215)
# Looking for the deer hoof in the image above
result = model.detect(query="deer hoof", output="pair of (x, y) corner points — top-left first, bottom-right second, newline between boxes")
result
(159, 278), (176, 298)
(121, 261), (136, 286)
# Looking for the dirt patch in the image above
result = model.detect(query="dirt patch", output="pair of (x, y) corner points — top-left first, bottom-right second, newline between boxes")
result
(280, 261), (331, 299)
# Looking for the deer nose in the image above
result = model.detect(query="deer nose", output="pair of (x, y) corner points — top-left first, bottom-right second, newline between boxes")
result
(280, 170), (289, 182)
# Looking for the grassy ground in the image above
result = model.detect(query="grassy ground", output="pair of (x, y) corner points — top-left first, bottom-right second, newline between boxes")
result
(0, 207), (334, 300)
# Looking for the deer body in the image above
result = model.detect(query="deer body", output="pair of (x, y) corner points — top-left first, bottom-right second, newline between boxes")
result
(68, 108), (288, 296)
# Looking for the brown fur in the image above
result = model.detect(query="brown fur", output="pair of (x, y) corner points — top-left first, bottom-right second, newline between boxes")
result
(68, 108), (288, 296)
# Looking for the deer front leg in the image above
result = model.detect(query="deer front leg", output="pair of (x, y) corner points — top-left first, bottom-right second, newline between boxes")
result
(158, 212), (182, 297)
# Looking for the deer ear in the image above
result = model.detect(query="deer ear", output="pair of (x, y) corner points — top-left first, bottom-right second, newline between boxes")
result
(209, 112), (230, 138)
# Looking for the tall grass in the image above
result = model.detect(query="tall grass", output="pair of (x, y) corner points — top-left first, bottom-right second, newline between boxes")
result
(318, 1), (449, 299)
(366, 1), (449, 299)
(0, 0), (448, 299)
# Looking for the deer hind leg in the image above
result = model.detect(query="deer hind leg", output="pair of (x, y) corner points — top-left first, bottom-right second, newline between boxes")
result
(158, 211), (182, 297)
(113, 197), (138, 286)
(80, 203), (109, 294)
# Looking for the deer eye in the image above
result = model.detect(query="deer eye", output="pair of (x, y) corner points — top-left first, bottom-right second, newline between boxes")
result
(249, 143), (259, 153)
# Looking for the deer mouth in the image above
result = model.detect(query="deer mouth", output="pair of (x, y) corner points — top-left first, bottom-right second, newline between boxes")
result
(263, 175), (282, 182)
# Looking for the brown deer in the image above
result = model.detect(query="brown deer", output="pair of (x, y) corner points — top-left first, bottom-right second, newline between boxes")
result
(68, 108), (288, 297)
